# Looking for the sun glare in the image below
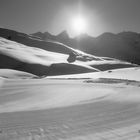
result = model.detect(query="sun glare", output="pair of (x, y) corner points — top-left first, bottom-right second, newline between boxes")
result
(70, 16), (87, 35)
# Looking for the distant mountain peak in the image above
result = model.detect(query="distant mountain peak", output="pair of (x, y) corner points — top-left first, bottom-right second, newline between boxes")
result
(56, 30), (69, 39)
(31, 31), (54, 40)
(43, 31), (52, 36)
(117, 31), (139, 37)
(98, 32), (116, 38)
(31, 31), (43, 37)
(118, 31), (138, 35)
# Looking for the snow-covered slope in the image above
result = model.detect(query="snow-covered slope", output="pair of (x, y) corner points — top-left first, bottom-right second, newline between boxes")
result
(0, 37), (68, 65)
(0, 37), (98, 77)
(48, 67), (140, 81)
(0, 69), (37, 79)
(1, 68), (140, 113)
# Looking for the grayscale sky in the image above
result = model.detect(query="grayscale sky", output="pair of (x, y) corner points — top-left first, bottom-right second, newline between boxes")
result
(0, 0), (140, 37)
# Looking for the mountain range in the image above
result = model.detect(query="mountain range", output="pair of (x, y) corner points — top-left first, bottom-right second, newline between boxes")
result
(0, 28), (138, 77)
(32, 30), (140, 65)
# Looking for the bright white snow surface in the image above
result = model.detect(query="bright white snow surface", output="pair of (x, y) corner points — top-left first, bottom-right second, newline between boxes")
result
(0, 69), (37, 79)
(0, 37), (68, 66)
(0, 78), (135, 113)
(0, 67), (140, 113)
(48, 67), (140, 81)
(0, 79), (113, 113)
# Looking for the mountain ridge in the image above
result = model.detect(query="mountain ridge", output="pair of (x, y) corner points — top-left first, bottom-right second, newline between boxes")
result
(31, 30), (140, 65)
(0, 27), (139, 66)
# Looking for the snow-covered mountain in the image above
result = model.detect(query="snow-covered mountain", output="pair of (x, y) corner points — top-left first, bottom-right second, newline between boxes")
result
(32, 30), (140, 65)
(0, 28), (138, 78)
(0, 37), (99, 77)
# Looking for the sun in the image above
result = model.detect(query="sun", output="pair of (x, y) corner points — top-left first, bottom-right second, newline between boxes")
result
(70, 16), (87, 35)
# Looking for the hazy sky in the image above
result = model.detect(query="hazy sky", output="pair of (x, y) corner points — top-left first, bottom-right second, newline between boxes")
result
(0, 0), (140, 37)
